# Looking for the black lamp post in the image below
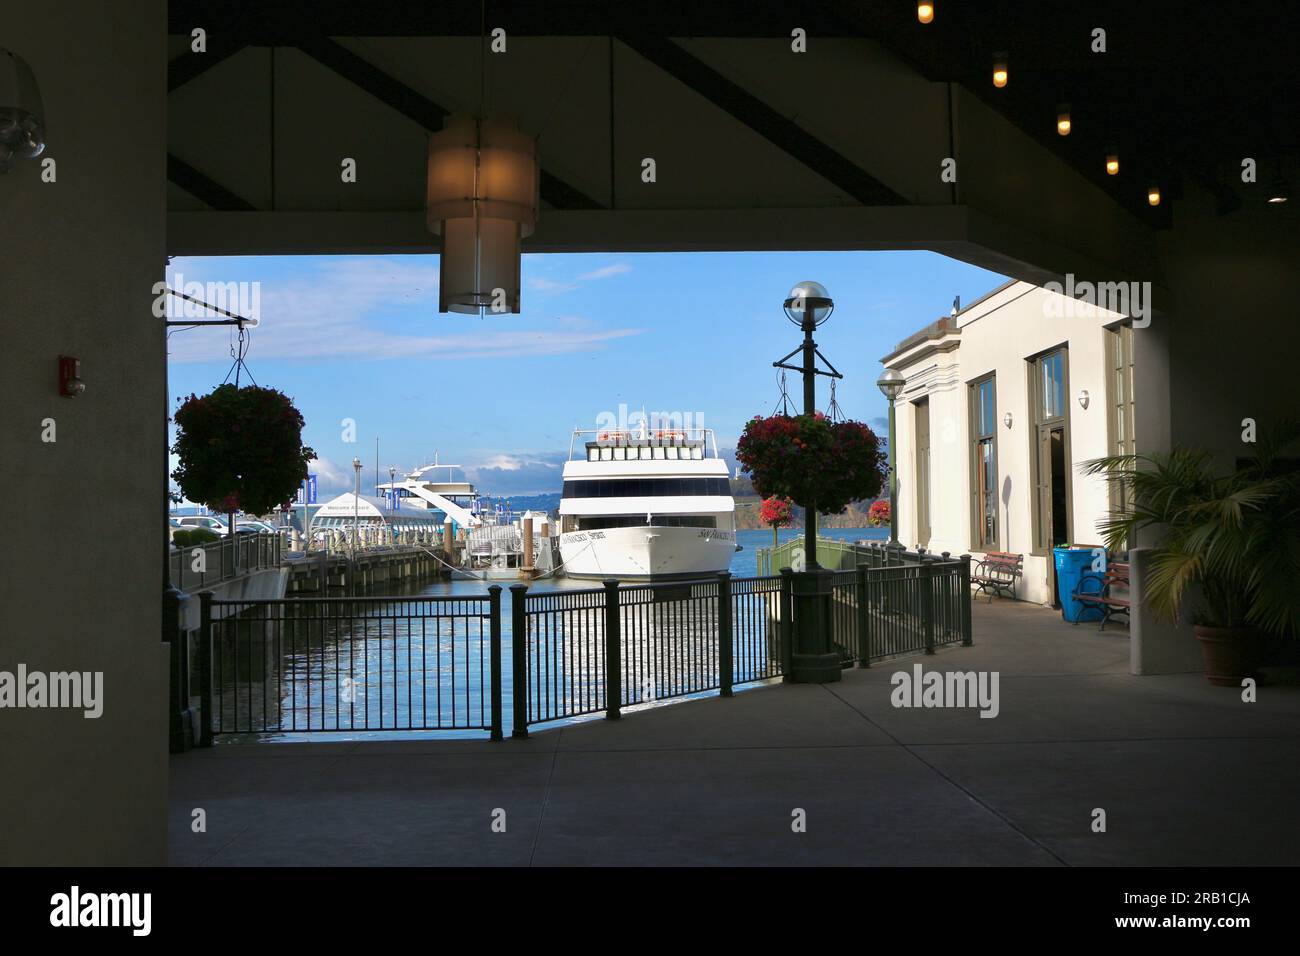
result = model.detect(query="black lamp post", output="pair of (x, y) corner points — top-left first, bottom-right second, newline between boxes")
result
(773, 280), (842, 570)
(876, 368), (905, 547)
(771, 281), (844, 683)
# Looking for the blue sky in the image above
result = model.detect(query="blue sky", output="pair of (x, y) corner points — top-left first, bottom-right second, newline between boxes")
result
(166, 251), (1007, 498)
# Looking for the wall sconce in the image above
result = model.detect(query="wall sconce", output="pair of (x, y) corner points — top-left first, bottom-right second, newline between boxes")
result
(0, 47), (46, 173)
(1002, 411), (1013, 429)
(1077, 389), (1090, 410)
(59, 355), (84, 397)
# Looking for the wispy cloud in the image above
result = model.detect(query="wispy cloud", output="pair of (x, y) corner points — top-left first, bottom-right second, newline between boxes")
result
(166, 258), (641, 363)
(524, 259), (632, 296)
(577, 263), (632, 281)
(526, 276), (580, 294)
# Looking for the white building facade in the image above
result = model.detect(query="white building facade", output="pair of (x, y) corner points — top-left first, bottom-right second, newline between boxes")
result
(882, 280), (1135, 606)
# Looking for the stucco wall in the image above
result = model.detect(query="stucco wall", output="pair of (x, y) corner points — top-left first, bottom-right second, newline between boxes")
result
(0, 1), (169, 864)
(890, 282), (1126, 605)
(1127, 189), (1300, 674)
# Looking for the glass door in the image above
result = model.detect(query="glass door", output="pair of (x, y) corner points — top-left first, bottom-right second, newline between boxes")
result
(1031, 347), (1071, 605)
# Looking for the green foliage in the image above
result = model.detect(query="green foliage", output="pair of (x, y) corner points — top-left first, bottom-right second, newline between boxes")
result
(736, 413), (886, 513)
(171, 384), (315, 516)
(172, 527), (221, 547)
(1084, 420), (1300, 635)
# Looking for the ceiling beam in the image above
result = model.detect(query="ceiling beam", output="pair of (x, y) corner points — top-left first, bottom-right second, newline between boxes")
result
(294, 37), (604, 211)
(167, 1), (859, 39)
(167, 154), (257, 211)
(168, 38), (247, 91)
(619, 35), (907, 207)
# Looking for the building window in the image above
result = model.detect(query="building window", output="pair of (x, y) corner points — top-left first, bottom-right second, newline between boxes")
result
(1108, 324), (1135, 459)
(1039, 348), (1066, 419)
(914, 398), (931, 548)
(1107, 323), (1136, 538)
(969, 375), (998, 550)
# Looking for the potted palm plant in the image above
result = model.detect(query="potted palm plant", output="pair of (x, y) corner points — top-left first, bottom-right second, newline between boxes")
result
(1085, 422), (1299, 685)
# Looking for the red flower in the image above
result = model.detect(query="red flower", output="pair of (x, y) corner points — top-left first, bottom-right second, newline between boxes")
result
(736, 414), (885, 514)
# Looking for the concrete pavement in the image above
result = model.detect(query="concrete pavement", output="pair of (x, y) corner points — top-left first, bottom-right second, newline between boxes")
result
(168, 599), (1300, 865)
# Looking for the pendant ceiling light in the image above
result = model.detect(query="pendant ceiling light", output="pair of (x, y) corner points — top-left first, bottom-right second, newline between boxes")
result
(427, 113), (538, 315)
(0, 47), (46, 173)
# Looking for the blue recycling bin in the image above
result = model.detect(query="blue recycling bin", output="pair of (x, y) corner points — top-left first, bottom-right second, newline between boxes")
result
(1054, 546), (1106, 623)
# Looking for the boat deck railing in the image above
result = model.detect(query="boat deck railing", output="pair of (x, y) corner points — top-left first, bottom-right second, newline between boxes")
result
(569, 426), (720, 460)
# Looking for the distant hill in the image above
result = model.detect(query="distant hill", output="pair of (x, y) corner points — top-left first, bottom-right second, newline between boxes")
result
(480, 492), (561, 515)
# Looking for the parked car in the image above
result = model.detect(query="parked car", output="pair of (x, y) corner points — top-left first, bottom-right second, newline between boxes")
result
(175, 515), (229, 535)
(234, 519), (277, 534)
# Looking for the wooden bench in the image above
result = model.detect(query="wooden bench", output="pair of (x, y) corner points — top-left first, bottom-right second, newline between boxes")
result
(1071, 562), (1130, 631)
(971, 551), (1023, 602)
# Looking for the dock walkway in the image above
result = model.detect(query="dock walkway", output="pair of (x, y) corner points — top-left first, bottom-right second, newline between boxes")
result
(168, 599), (1300, 866)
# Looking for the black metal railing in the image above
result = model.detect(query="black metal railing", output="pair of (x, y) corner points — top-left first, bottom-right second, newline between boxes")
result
(170, 532), (282, 592)
(511, 572), (788, 733)
(194, 559), (970, 742)
(198, 590), (502, 741)
(828, 556), (973, 663)
(731, 575), (786, 684)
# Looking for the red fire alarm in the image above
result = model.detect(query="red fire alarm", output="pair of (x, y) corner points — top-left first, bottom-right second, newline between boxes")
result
(58, 355), (85, 397)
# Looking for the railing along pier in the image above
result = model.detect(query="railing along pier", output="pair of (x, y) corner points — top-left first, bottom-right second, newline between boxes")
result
(192, 542), (972, 743)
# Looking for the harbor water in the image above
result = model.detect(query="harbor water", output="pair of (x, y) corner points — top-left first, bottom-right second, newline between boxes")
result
(213, 527), (889, 742)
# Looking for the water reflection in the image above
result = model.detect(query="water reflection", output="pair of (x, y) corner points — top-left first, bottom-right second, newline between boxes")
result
(213, 529), (879, 741)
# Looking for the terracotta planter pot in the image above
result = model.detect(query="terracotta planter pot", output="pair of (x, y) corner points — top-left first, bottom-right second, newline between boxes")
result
(1193, 625), (1261, 686)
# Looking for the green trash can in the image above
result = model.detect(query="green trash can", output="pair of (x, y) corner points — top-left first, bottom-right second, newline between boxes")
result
(1054, 546), (1106, 623)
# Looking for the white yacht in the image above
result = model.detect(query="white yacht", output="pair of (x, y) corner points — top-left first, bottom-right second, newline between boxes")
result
(558, 426), (737, 579)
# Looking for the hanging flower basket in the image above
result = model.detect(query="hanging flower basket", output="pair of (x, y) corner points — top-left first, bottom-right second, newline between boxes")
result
(736, 413), (886, 514)
(867, 499), (891, 527)
(171, 384), (315, 516)
(759, 496), (794, 528)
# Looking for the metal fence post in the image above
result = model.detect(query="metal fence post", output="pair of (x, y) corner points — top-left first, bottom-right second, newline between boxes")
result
(163, 587), (193, 752)
(488, 585), (503, 741)
(509, 584), (528, 738)
(603, 579), (621, 719)
(718, 572), (733, 697)
(959, 554), (973, 646)
(855, 564), (871, 667)
(921, 561), (936, 655)
(197, 590), (214, 747)
(779, 568), (795, 681)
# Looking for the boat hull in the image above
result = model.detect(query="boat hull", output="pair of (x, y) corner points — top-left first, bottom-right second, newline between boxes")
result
(558, 525), (736, 579)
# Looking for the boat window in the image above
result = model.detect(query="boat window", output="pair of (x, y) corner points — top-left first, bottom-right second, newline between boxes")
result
(600, 447), (612, 461)
(691, 447), (704, 459)
(613, 447), (626, 460)
(563, 478), (733, 498)
(666, 446), (679, 459)
(587, 448), (598, 462)
(575, 515), (718, 531)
